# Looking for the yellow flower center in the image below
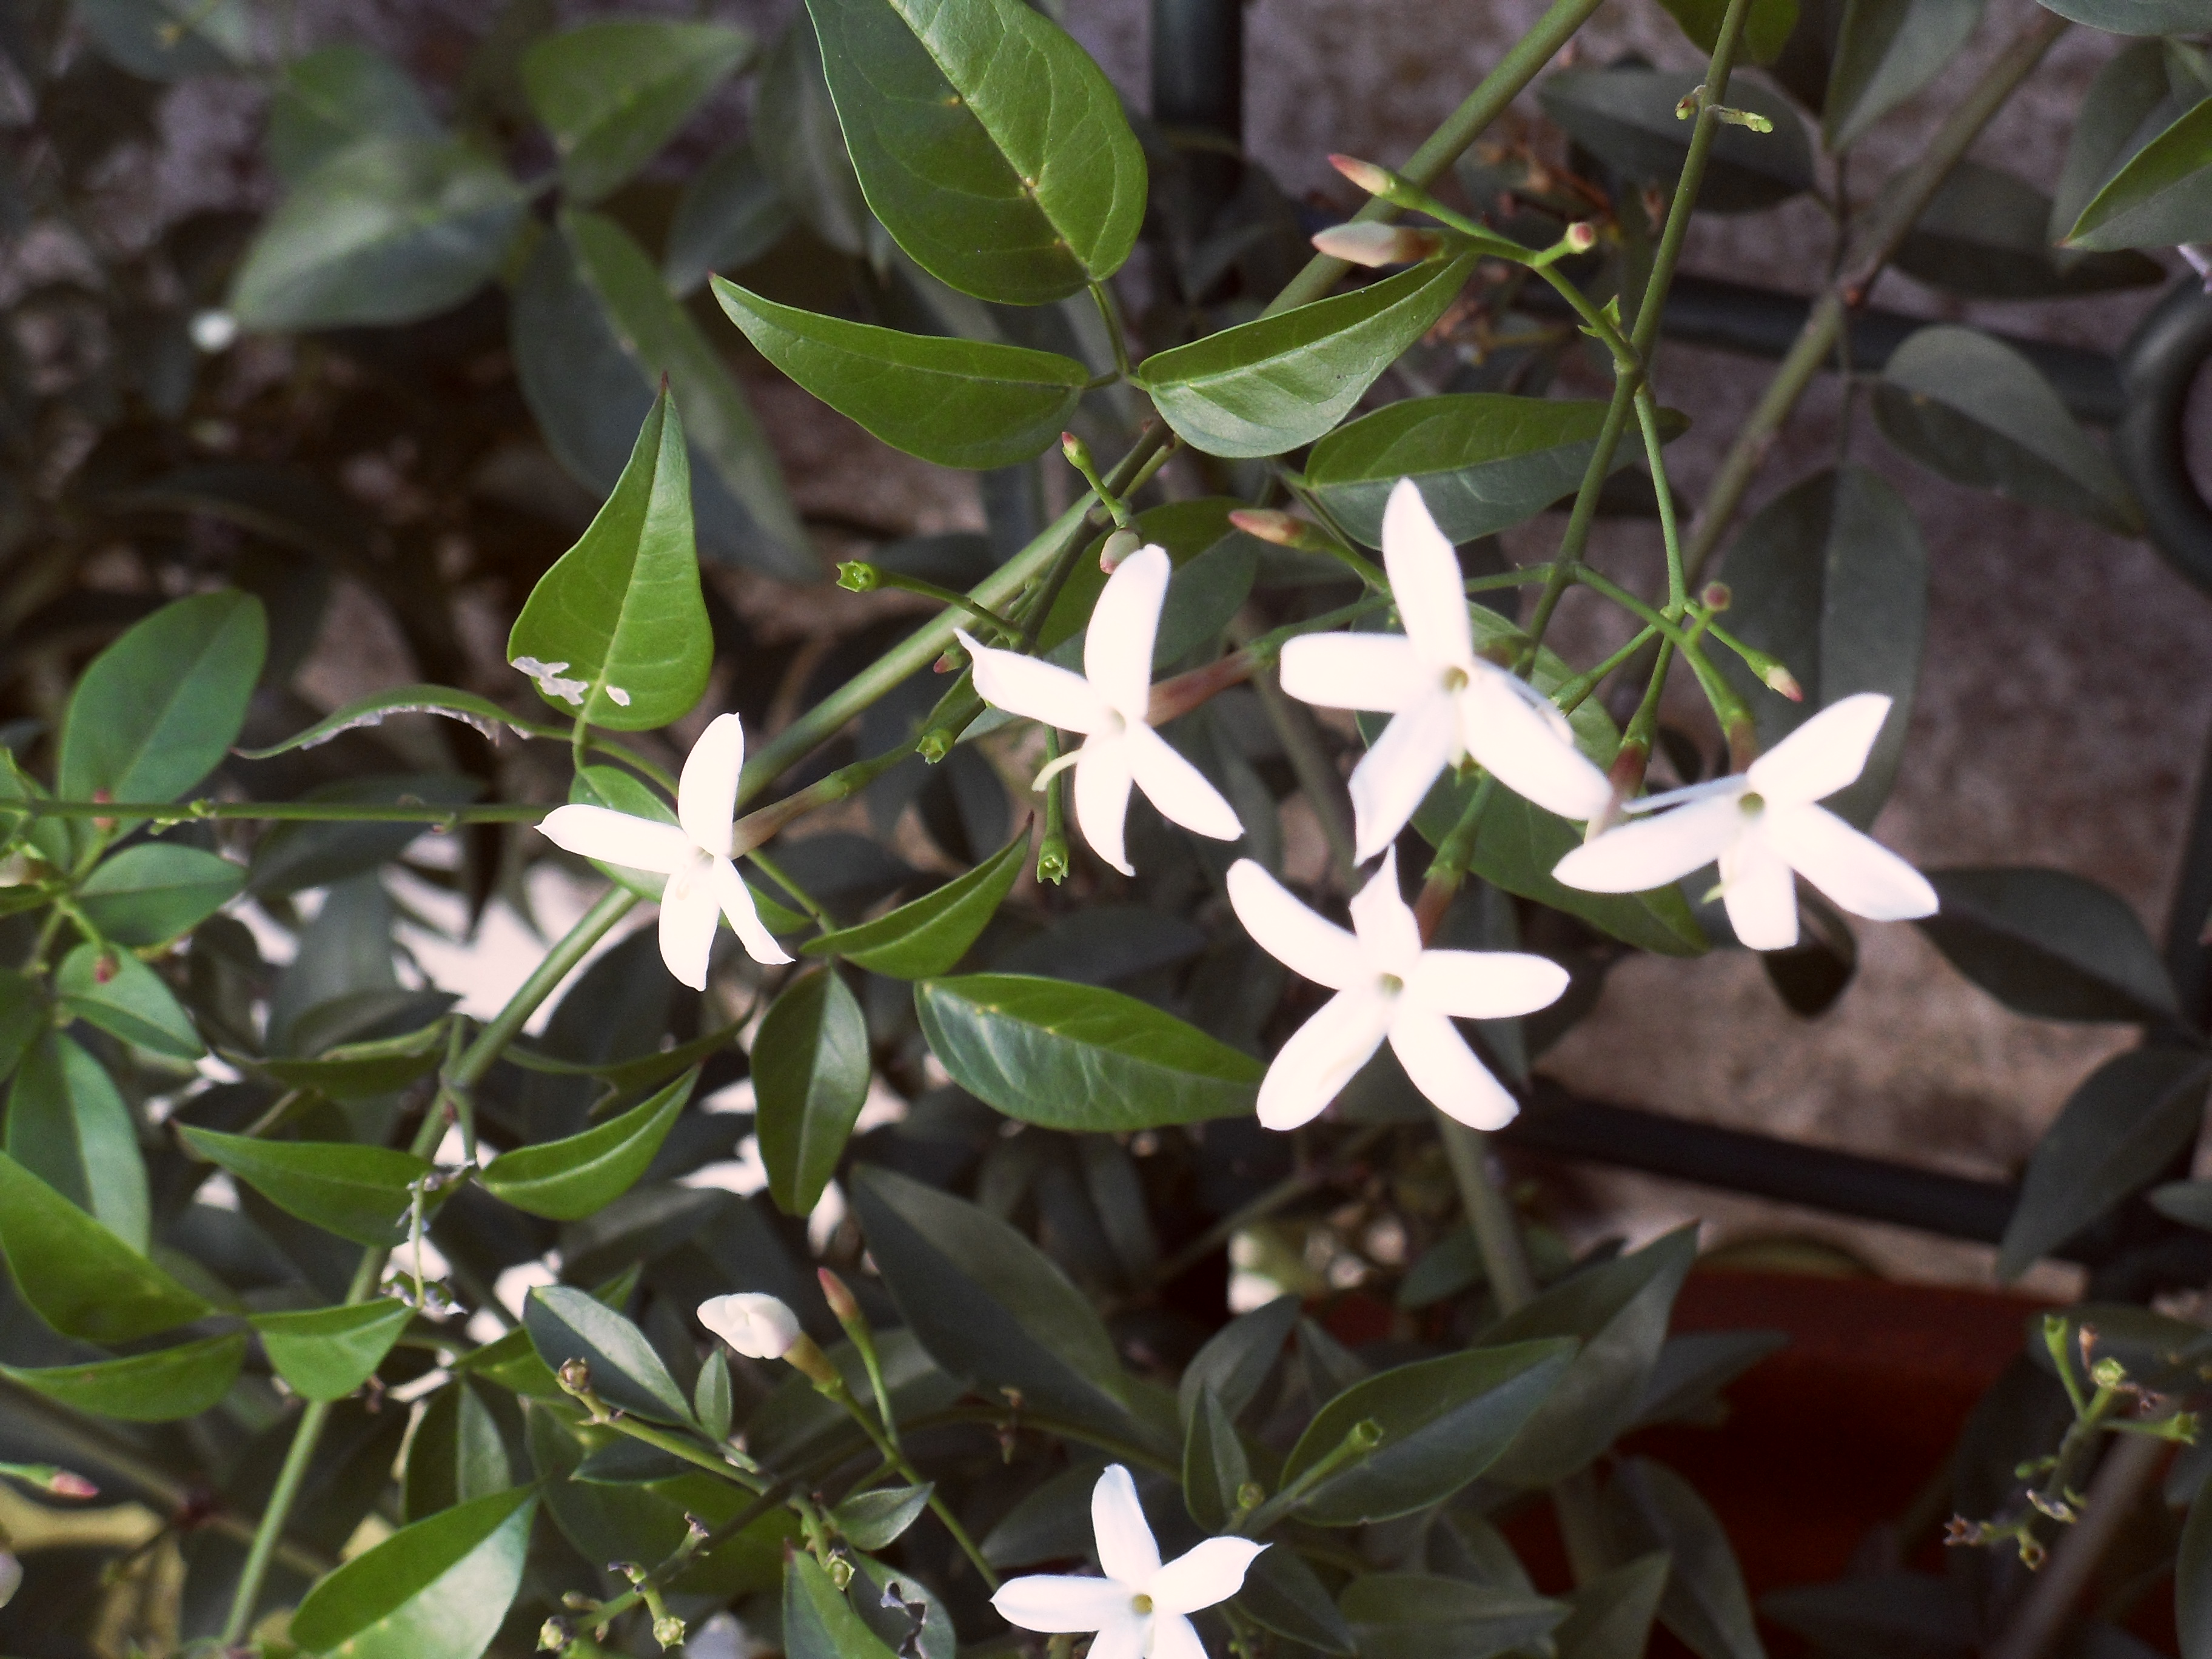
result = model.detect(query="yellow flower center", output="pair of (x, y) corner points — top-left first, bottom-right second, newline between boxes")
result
(1738, 791), (1765, 817)
(1133, 1594), (1155, 1615)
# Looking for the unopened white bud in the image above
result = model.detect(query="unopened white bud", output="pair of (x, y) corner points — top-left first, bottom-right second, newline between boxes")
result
(697, 1293), (800, 1359)
(1310, 223), (1445, 269)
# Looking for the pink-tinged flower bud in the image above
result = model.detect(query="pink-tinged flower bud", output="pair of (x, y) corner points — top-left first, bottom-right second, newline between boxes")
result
(93, 953), (116, 986)
(1099, 529), (1142, 572)
(1761, 663), (1805, 702)
(697, 1293), (800, 1359)
(47, 1470), (97, 1499)
(1060, 431), (1094, 472)
(1310, 223), (1444, 268)
(1227, 509), (1304, 546)
(1327, 154), (1393, 198)
(1564, 221), (1598, 252)
(817, 1267), (861, 1324)
(1701, 581), (1732, 612)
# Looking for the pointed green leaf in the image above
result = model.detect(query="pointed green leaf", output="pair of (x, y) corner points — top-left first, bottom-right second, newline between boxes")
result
(290, 1486), (537, 1659)
(754, 16), (872, 256)
(2069, 96), (2212, 251)
(1824, 0), (1983, 151)
(481, 1067), (695, 1220)
(667, 142), (795, 294)
(252, 1298), (414, 1401)
(75, 845), (244, 945)
(176, 1125), (439, 1247)
(1652, 0), (1798, 64)
(1558, 1553), (1672, 1659)
(0, 973), (44, 1082)
(1540, 69), (1812, 211)
(57, 943), (202, 1059)
(833, 1483), (935, 1550)
(2053, 41), (2186, 242)
(404, 1380), (514, 1520)
(756, 971), (871, 1217)
(1894, 161), (2160, 299)
(1340, 1575), (1570, 1659)
(713, 280), (1090, 469)
(1183, 1384), (1251, 1531)
(1916, 866), (2179, 1024)
(7, 1032), (150, 1250)
(694, 1348), (734, 1441)
(522, 21), (752, 204)
(267, 45), (440, 183)
(234, 683), (529, 759)
(1, 1332), (244, 1421)
(1607, 1457), (1765, 1659)
(1135, 258), (1475, 459)
(1242, 1549), (1359, 1656)
(250, 1019), (451, 1099)
(786, 1549), (903, 1659)
(805, 825), (1028, 976)
(0, 1153), (209, 1342)
(1179, 1294), (1301, 1430)
(524, 1284), (694, 1425)
(2038, 0), (2212, 38)
(802, 0), (1147, 303)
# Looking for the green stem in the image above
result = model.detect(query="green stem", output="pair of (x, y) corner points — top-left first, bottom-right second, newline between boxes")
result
(1635, 387), (1689, 609)
(823, 1386), (999, 1589)
(448, 886), (636, 1091)
(853, 570), (1025, 638)
(744, 847), (829, 927)
(1089, 281), (1134, 381)
(1037, 731), (1071, 885)
(1553, 626), (1657, 716)
(13, 799), (551, 823)
(730, 745), (911, 856)
(597, 1414), (769, 1492)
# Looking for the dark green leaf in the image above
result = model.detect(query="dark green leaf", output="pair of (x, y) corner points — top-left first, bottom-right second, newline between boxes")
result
(804, 825), (1028, 976)
(1306, 394), (1688, 548)
(1607, 1456), (1765, 1659)
(1036, 498), (1265, 662)
(506, 1018), (746, 1097)
(58, 591), (266, 809)
(0, 1332), (244, 1421)
(1242, 1549), (1359, 1656)
(267, 45), (439, 183)
(1759, 1572), (1978, 1659)
(1824, 0), (1983, 150)
(1653, 0), (1798, 64)
(915, 973), (1263, 1130)
(2069, 95), (2212, 250)
(803, 0), (1147, 303)
(1632, 1329), (1789, 1429)
(786, 1549), (902, 1659)
(980, 1457), (1110, 1568)
(1178, 1293), (1300, 1429)
(1182, 1384), (1252, 1531)
(0, 1152), (209, 1342)
(1339, 1574), (1570, 1659)
(7, 1031), (150, 1250)
(483, 1068), (695, 1220)
(507, 386), (712, 730)
(75, 0), (248, 78)
(289, 1486), (537, 1659)
(1894, 161), (2161, 299)
(251, 1298), (414, 1401)
(1281, 1339), (1576, 1524)
(666, 142), (795, 294)
(524, 1283), (694, 1425)
(403, 1379), (514, 1520)
(522, 21), (752, 204)
(694, 1348), (734, 1441)
(1874, 326), (2140, 534)
(833, 1483), (934, 1550)
(1999, 1048), (2210, 1279)
(234, 683), (528, 759)
(0, 973), (43, 1081)
(754, 16), (872, 256)
(248, 774), (483, 896)
(2056, 42), (2191, 245)
(74, 844), (243, 944)
(251, 1019), (450, 1099)
(1558, 1553), (1673, 1659)
(713, 279), (1090, 469)
(56, 942), (202, 1059)
(177, 1125), (437, 1247)
(1540, 69), (1813, 211)
(1135, 258), (1474, 459)
(230, 136), (527, 330)
(747, 1328), (966, 1471)
(2038, 0), (2212, 38)
(1916, 867), (2179, 1024)
(756, 970), (871, 1216)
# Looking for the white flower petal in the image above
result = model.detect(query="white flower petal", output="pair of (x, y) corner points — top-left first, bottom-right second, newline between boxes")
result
(1551, 795), (1741, 893)
(960, 630), (1113, 733)
(711, 857), (793, 965)
(658, 853), (721, 990)
(1622, 774), (1748, 814)
(1381, 479), (1473, 670)
(991, 1576), (1131, 1634)
(1388, 1005), (1520, 1128)
(1091, 1465), (1161, 1587)
(1147, 1613), (1205, 1659)
(1347, 691), (1459, 863)
(1278, 632), (1432, 713)
(1073, 737), (1139, 877)
(695, 1292), (799, 1358)
(1257, 987), (1393, 1131)
(1347, 848), (1422, 978)
(1720, 831), (1799, 950)
(1092, 1611), (1148, 1659)
(1456, 671), (1610, 821)
(1150, 1538), (1268, 1616)
(1406, 950), (1569, 1020)
(1126, 725), (1242, 841)
(679, 712), (747, 858)
(538, 805), (694, 874)
(1226, 860), (1361, 990)
(1763, 802), (1939, 921)
(1087, 543), (1171, 721)
(1744, 692), (1891, 806)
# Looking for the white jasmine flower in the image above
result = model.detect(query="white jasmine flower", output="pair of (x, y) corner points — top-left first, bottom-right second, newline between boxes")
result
(1227, 851), (1567, 1131)
(1280, 480), (1609, 860)
(536, 713), (793, 989)
(958, 545), (1241, 876)
(992, 1465), (1265, 1659)
(697, 1292), (801, 1359)
(1550, 692), (1938, 951)
(511, 655), (589, 706)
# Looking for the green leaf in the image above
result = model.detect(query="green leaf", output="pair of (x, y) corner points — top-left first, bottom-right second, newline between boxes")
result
(404, 1379), (514, 1520)
(1824, 0), (1984, 151)
(756, 970), (871, 1216)
(0, 1153), (209, 1342)
(1306, 394), (1688, 548)
(481, 1067), (695, 1220)
(1134, 258), (1475, 459)
(694, 1349), (734, 1440)
(513, 209), (810, 578)
(251, 1019), (451, 1099)
(1037, 498), (1265, 660)
(1652, 0), (1798, 64)
(804, 825), (1028, 976)
(267, 45), (440, 183)
(2053, 41), (2190, 242)
(786, 1549), (903, 1659)
(1718, 467), (1924, 828)
(74, 0), (248, 79)
(2038, 0), (2212, 38)
(1916, 867), (2179, 1024)
(833, 1483), (935, 1550)
(507, 1018), (746, 1097)
(7, 1032), (150, 1250)
(1607, 1457), (1765, 1659)
(1540, 69), (1813, 212)
(1183, 1384), (1252, 1531)
(522, 20), (752, 205)
(235, 683), (529, 759)
(1281, 1339), (1576, 1524)
(1894, 161), (2161, 300)
(248, 774), (484, 897)
(1558, 1553), (1673, 1659)
(802, 0), (1147, 303)
(56, 943), (201, 1059)
(712, 280), (1090, 469)
(1999, 1048), (2211, 1279)
(1242, 1549), (1359, 1656)
(754, 16), (873, 256)
(176, 1126), (438, 1248)
(667, 142), (795, 295)
(506, 386), (712, 730)
(58, 591), (266, 810)
(251, 1298), (414, 1402)
(1178, 1294), (1301, 1430)
(850, 1164), (1141, 1433)
(289, 1486), (537, 1659)
(524, 1284), (694, 1425)
(1479, 1228), (1698, 1486)
(914, 973), (1263, 1130)
(74, 845), (244, 945)
(2069, 95), (2212, 250)
(0, 1332), (244, 1422)
(230, 136), (527, 331)
(1339, 1575), (1570, 1659)
(1874, 326), (2139, 534)
(0, 973), (44, 1082)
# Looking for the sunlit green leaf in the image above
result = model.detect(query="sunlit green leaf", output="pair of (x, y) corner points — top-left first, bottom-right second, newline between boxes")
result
(481, 1068), (695, 1220)
(177, 1126), (440, 1248)
(289, 1486), (537, 1659)
(251, 1299), (415, 1402)
(0, 1332), (244, 1421)
(74, 845), (244, 945)
(7, 1031), (150, 1250)
(524, 1284), (694, 1425)
(523, 20), (752, 204)
(804, 825), (1028, 976)
(56, 942), (202, 1059)
(0, 1153), (209, 1342)
(756, 971), (870, 1216)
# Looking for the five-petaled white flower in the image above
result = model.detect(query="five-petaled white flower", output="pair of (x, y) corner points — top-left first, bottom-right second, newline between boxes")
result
(1281, 480), (1609, 861)
(536, 712), (792, 990)
(992, 1464), (1265, 1659)
(696, 1293), (800, 1359)
(1550, 692), (1938, 951)
(1228, 851), (1567, 1131)
(958, 544), (1241, 876)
